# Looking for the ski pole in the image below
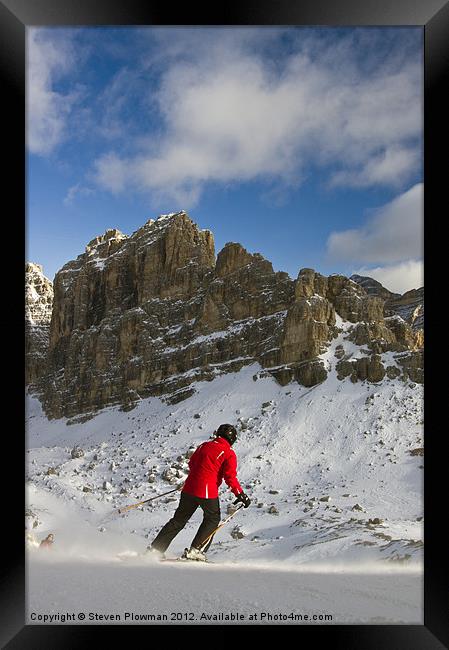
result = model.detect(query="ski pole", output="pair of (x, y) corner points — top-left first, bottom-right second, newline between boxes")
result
(117, 487), (180, 514)
(198, 503), (245, 551)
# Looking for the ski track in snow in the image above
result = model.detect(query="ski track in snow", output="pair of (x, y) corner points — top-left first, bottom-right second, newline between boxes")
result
(26, 320), (424, 623)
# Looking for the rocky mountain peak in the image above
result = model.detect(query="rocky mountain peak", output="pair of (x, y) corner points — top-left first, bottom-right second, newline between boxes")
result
(215, 242), (273, 277)
(86, 228), (127, 253)
(25, 263), (53, 325)
(350, 275), (423, 331)
(25, 263), (54, 384)
(26, 213), (424, 419)
(295, 268), (328, 299)
(350, 274), (400, 301)
(26, 261), (44, 274)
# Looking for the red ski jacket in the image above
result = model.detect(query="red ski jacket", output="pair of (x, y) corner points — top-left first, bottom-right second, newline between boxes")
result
(182, 436), (243, 499)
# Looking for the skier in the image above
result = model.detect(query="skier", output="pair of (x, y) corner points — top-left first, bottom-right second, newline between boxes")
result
(39, 533), (55, 549)
(147, 423), (251, 561)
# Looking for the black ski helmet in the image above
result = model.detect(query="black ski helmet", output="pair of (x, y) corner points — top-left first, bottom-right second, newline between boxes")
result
(215, 423), (238, 446)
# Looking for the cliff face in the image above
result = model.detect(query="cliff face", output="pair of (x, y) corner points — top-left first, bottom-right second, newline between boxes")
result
(385, 288), (424, 331)
(25, 263), (53, 384)
(29, 212), (423, 419)
(350, 275), (424, 331)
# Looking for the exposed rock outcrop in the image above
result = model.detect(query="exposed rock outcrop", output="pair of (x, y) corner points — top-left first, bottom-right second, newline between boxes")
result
(350, 275), (424, 332)
(349, 274), (399, 301)
(385, 288), (424, 331)
(29, 212), (424, 418)
(25, 263), (53, 384)
(336, 354), (386, 383)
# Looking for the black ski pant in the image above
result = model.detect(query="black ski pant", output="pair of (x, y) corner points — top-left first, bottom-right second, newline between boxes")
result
(151, 491), (220, 553)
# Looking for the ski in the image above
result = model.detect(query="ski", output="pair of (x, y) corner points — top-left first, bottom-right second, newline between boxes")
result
(160, 557), (212, 564)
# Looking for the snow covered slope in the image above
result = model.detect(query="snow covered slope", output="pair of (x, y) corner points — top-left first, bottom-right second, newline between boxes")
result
(26, 314), (424, 623)
(28, 555), (422, 624)
(26, 317), (423, 570)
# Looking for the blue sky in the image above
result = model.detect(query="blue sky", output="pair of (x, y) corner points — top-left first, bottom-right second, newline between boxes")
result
(26, 27), (423, 292)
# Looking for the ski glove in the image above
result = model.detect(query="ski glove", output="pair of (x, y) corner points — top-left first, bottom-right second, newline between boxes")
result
(234, 492), (251, 508)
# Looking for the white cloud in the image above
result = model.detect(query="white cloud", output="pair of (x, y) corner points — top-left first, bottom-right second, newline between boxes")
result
(327, 183), (423, 264)
(329, 146), (420, 189)
(352, 259), (423, 294)
(92, 152), (128, 194)
(63, 183), (94, 206)
(94, 67), (145, 140)
(27, 29), (79, 155)
(328, 183), (423, 293)
(91, 30), (422, 205)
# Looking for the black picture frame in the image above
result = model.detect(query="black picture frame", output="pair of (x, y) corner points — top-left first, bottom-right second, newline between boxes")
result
(2, 0), (447, 647)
